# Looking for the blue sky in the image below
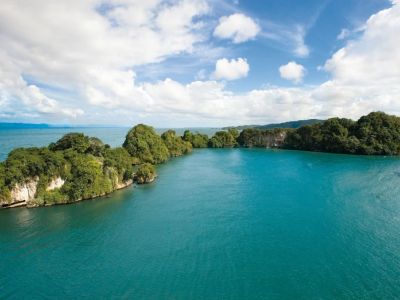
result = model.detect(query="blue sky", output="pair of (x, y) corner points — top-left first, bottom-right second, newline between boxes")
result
(0, 0), (398, 126)
(137, 0), (389, 90)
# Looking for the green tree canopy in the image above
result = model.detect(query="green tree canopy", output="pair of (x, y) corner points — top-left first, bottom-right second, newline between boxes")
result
(182, 130), (209, 148)
(135, 163), (156, 184)
(103, 147), (134, 181)
(208, 131), (237, 148)
(49, 133), (91, 153)
(123, 124), (170, 164)
(284, 112), (400, 155)
(161, 130), (192, 157)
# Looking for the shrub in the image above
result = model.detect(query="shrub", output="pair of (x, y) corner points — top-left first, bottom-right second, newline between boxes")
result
(135, 163), (156, 184)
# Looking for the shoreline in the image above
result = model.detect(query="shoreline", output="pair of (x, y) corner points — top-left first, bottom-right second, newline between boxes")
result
(1, 179), (135, 210)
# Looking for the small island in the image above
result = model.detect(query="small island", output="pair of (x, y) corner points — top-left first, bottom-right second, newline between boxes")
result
(1, 111), (400, 209)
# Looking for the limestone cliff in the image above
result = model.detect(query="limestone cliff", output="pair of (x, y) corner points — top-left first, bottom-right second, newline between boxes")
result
(7, 177), (39, 207)
(1, 175), (135, 208)
(237, 128), (288, 148)
(46, 177), (65, 191)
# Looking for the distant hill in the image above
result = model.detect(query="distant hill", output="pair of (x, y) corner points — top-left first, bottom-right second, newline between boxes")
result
(0, 123), (53, 129)
(0, 123), (123, 129)
(224, 119), (324, 130)
(258, 119), (324, 129)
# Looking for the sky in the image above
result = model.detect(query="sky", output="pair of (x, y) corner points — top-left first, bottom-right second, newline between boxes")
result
(0, 0), (399, 127)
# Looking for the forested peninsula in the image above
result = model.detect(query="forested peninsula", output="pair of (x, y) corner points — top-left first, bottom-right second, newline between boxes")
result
(1, 112), (400, 208)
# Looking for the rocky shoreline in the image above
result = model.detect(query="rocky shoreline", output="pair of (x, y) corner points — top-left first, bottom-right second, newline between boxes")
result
(1, 177), (135, 209)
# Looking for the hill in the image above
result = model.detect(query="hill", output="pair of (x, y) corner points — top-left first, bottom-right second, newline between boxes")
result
(0, 123), (52, 129)
(224, 119), (324, 130)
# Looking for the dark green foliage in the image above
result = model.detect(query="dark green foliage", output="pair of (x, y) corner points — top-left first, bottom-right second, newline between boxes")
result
(354, 112), (400, 155)
(0, 147), (67, 205)
(237, 128), (287, 148)
(49, 133), (90, 153)
(182, 130), (209, 148)
(86, 137), (105, 156)
(123, 124), (170, 164)
(161, 130), (192, 157)
(285, 112), (400, 155)
(61, 154), (113, 201)
(35, 189), (68, 206)
(0, 136), (134, 205)
(227, 128), (239, 139)
(135, 163), (156, 184)
(0, 123), (197, 206)
(103, 147), (133, 181)
(0, 163), (10, 203)
(208, 131), (237, 148)
(3, 147), (66, 186)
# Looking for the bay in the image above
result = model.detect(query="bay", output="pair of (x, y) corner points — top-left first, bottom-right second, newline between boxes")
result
(1, 129), (400, 299)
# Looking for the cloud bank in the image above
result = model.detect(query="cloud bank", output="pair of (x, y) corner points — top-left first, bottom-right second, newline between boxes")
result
(0, 0), (399, 126)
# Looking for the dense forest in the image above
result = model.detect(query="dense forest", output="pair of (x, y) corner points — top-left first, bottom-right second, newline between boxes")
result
(283, 112), (400, 155)
(0, 126), (191, 207)
(1, 111), (400, 208)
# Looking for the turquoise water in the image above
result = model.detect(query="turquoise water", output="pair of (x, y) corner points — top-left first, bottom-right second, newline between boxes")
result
(1, 131), (400, 298)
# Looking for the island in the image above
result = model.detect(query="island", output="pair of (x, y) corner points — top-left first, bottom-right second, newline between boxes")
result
(1, 111), (400, 209)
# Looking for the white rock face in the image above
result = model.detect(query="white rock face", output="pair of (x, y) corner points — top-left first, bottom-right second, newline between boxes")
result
(10, 177), (39, 203)
(116, 179), (133, 190)
(46, 177), (65, 191)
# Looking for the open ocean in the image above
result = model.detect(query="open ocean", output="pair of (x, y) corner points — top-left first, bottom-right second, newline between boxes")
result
(1, 128), (400, 299)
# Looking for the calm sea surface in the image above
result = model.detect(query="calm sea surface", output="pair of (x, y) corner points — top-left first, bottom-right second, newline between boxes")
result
(1, 129), (400, 299)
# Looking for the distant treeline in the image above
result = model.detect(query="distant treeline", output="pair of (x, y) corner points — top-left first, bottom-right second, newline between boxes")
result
(284, 112), (400, 155)
(219, 112), (400, 155)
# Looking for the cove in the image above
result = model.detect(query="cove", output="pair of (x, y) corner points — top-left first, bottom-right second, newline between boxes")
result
(1, 148), (400, 299)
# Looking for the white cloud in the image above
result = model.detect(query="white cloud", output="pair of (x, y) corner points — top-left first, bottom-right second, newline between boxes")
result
(214, 58), (249, 81)
(324, 4), (400, 86)
(142, 78), (316, 125)
(1, 0), (400, 126)
(213, 13), (260, 43)
(292, 26), (310, 57)
(337, 28), (351, 40)
(0, 0), (209, 120)
(145, 1), (400, 125)
(279, 61), (306, 83)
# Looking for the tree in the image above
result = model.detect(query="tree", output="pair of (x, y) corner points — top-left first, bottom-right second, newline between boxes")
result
(161, 130), (192, 157)
(135, 163), (156, 184)
(86, 137), (105, 156)
(208, 131), (237, 148)
(182, 130), (209, 148)
(284, 112), (400, 155)
(123, 124), (170, 164)
(103, 147), (134, 181)
(49, 133), (90, 153)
